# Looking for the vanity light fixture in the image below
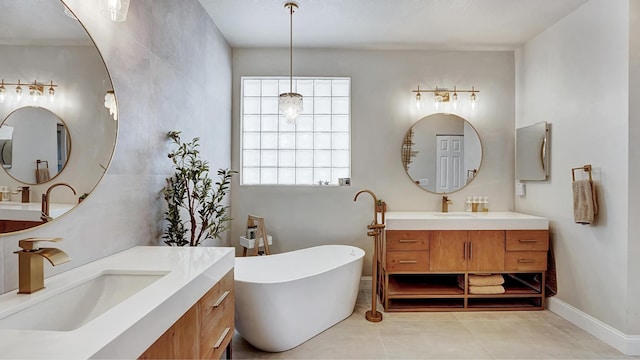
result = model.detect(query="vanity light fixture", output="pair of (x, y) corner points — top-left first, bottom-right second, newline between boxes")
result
(99, 0), (130, 22)
(0, 80), (5, 103)
(278, 2), (303, 124)
(413, 85), (479, 110)
(104, 90), (118, 121)
(0, 79), (58, 104)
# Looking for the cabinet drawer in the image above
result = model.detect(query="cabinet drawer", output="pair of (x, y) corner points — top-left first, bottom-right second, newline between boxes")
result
(200, 270), (234, 359)
(386, 251), (429, 272)
(506, 230), (549, 251)
(386, 230), (429, 251)
(200, 304), (234, 359)
(505, 251), (547, 271)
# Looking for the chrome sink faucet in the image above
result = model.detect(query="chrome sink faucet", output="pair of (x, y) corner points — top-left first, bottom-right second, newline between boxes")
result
(14, 237), (71, 294)
(41, 183), (77, 222)
(441, 195), (452, 213)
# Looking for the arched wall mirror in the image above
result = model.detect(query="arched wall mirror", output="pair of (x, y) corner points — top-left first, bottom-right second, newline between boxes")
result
(402, 113), (482, 193)
(0, 0), (117, 233)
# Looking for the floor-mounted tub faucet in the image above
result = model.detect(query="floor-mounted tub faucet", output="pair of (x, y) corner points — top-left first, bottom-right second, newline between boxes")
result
(41, 183), (77, 222)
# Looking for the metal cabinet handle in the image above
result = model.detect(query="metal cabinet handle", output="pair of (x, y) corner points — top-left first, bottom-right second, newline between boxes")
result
(463, 242), (468, 259)
(213, 327), (231, 349)
(518, 239), (538, 243)
(211, 290), (230, 308)
(517, 259), (535, 263)
(469, 242), (473, 259)
(398, 260), (418, 264)
(398, 239), (418, 243)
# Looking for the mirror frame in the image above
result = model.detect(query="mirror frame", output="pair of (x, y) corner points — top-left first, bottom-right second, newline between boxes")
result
(402, 113), (483, 194)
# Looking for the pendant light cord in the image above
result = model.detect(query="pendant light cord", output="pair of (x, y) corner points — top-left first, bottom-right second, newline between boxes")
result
(289, 4), (294, 93)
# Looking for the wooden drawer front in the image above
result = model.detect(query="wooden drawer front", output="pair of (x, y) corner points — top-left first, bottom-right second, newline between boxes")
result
(506, 230), (549, 251)
(200, 269), (234, 359)
(386, 251), (429, 272)
(386, 230), (429, 251)
(505, 251), (547, 271)
(200, 304), (234, 359)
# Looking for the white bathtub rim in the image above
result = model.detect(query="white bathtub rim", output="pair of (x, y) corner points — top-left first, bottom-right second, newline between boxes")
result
(234, 245), (365, 284)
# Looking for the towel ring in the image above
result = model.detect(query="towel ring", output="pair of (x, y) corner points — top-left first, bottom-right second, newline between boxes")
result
(36, 159), (49, 170)
(571, 164), (592, 182)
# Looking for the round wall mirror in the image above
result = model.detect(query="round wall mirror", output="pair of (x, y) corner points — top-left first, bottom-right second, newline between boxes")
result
(1, 107), (71, 184)
(402, 113), (482, 193)
(0, 0), (117, 233)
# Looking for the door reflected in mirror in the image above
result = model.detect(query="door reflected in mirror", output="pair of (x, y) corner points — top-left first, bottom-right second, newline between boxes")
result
(1, 106), (70, 184)
(402, 113), (482, 193)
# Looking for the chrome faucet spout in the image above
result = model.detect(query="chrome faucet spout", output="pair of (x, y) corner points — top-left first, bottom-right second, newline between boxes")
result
(41, 183), (77, 222)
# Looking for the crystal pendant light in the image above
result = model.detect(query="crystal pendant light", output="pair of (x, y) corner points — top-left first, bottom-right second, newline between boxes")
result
(99, 0), (130, 22)
(0, 80), (6, 103)
(278, 2), (303, 124)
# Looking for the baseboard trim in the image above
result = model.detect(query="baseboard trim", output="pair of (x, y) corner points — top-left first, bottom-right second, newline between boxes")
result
(547, 297), (640, 355)
(360, 276), (372, 291)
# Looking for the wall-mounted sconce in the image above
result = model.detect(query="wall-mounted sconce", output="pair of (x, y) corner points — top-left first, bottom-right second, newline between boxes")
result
(412, 85), (479, 111)
(99, 0), (130, 22)
(0, 79), (57, 104)
(104, 90), (118, 121)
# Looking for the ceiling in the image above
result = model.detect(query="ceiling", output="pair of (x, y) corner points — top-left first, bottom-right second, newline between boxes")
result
(199, 0), (589, 51)
(0, 0), (90, 46)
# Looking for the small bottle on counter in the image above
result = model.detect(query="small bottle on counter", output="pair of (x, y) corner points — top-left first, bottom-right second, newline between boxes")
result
(465, 196), (472, 212)
(482, 197), (489, 212)
(471, 196), (479, 212)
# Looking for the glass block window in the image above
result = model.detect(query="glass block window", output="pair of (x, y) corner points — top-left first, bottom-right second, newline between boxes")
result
(241, 77), (351, 185)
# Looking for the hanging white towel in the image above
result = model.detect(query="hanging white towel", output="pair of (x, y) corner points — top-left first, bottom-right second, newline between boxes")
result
(572, 179), (598, 224)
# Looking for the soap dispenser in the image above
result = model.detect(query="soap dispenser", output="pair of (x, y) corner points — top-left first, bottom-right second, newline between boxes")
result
(465, 197), (472, 212)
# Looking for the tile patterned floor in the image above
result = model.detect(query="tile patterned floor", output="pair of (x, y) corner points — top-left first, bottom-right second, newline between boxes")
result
(233, 290), (638, 359)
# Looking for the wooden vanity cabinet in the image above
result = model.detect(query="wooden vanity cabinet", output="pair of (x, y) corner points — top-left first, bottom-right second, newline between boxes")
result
(139, 270), (234, 360)
(429, 230), (504, 272)
(380, 229), (548, 312)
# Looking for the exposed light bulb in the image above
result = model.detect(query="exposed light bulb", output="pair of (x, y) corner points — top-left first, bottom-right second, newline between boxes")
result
(470, 92), (477, 110)
(452, 88), (458, 110)
(0, 82), (5, 104)
(415, 92), (422, 110)
(48, 86), (55, 103)
(15, 82), (22, 102)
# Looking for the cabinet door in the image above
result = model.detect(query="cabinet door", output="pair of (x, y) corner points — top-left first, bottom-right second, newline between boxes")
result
(430, 230), (467, 271)
(139, 302), (200, 359)
(468, 230), (505, 272)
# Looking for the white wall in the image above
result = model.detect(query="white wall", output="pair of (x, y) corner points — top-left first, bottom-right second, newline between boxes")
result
(628, 0), (640, 336)
(232, 49), (515, 274)
(515, 0), (631, 334)
(1, 0), (232, 294)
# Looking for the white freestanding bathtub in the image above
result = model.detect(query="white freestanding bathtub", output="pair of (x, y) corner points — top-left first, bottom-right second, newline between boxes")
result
(234, 245), (365, 352)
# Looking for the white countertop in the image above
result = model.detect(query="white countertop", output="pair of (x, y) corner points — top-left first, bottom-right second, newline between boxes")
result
(383, 211), (549, 230)
(0, 201), (74, 221)
(0, 246), (234, 359)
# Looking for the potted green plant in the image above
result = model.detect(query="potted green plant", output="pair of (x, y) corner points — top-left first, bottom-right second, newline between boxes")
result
(162, 131), (236, 247)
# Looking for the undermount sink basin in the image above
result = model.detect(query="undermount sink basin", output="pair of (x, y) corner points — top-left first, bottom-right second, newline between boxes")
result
(0, 271), (168, 331)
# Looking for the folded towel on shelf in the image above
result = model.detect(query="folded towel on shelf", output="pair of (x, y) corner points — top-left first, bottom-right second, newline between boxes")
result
(468, 274), (504, 286)
(35, 168), (50, 184)
(469, 285), (505, 295)
(573, 179), (598, 224)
